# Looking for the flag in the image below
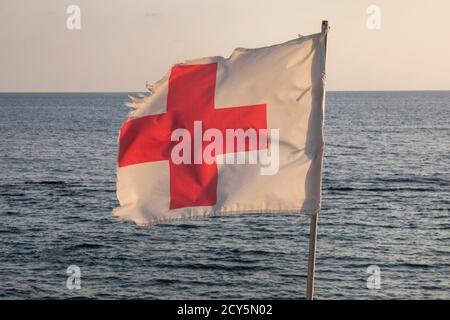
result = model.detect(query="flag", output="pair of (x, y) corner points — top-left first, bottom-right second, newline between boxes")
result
(113, 31), (327, 226)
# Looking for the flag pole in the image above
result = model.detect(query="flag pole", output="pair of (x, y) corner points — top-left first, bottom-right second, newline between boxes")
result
(306, 20), (328, 301)
(306, 211), (319, 300)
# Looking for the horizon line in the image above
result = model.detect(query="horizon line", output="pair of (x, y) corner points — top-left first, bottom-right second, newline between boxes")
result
(0, 89), (449, 94)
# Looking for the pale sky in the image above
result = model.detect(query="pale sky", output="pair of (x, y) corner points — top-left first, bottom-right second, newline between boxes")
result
(0, 0), (449, 92)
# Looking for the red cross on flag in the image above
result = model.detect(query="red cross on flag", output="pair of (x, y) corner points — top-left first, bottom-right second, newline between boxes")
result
(114, 32), (327, 226)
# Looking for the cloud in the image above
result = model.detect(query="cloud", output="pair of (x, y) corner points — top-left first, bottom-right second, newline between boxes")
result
(144, 12), (159, 18)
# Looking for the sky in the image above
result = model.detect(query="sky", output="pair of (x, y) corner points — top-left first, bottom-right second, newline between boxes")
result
(0, 0), (449, 92)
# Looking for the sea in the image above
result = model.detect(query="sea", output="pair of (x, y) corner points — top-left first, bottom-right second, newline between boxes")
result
(0, 91), (449, 299)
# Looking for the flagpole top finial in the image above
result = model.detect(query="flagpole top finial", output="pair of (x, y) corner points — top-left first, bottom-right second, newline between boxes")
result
(321, 20), (329, 33)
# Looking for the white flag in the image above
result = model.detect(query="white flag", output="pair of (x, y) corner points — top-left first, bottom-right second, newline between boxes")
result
(114, 31), (327, 225)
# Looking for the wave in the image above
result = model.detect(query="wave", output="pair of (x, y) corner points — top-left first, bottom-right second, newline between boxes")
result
(325, 186), (434, 192)
(24, 181), (68, 185)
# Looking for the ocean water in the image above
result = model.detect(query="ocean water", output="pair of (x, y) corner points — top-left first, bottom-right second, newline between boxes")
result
(0, 91), (449, 299)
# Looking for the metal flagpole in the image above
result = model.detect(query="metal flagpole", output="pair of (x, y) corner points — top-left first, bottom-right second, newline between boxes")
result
(306, 20), (328, 301)
(306, 212), (319, 300)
